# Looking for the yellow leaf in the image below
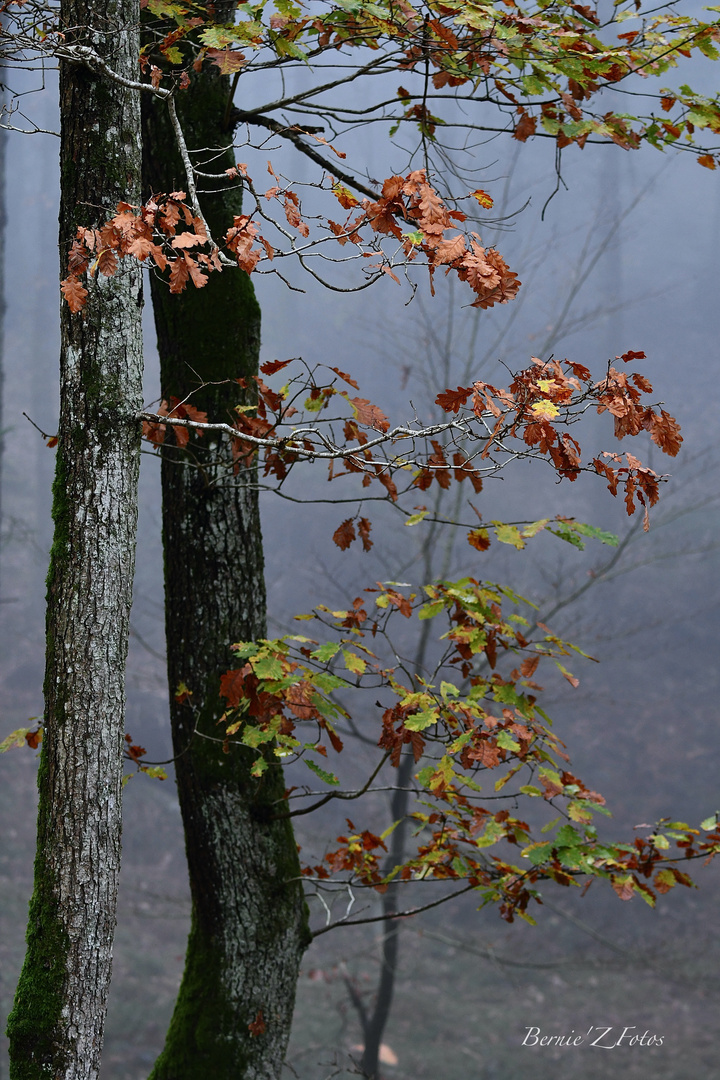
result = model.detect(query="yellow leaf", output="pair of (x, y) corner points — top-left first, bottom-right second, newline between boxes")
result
(470, 188), (494, 208)
(530, 401), (559, 419)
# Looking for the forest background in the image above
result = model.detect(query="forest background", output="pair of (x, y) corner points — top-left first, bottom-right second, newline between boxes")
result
(1, 4), (720, 1077)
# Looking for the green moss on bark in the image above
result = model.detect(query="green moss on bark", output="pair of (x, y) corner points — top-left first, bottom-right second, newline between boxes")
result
(7, 752), (70, 1079)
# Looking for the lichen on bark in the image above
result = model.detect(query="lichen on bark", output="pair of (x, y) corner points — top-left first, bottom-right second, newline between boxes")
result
(7, 2), (144, 1077)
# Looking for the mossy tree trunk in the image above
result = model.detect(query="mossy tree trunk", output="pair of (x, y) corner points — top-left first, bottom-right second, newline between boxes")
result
(142, 15), (309, 1078)
(7, 2), (143, 1077)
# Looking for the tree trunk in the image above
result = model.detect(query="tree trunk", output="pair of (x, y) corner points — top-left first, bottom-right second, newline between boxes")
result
(141, 22), (309, 1079)
(7, 3), (143, 1078)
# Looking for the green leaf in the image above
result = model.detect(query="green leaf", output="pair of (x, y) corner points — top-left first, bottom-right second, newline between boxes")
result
(541, 815), (561, 834)
(492, 522), (525, 549)
(241, 725), (277, 748)
(310, 641), (341, 662)
(404, 709), (438, 731)
(496, 730), (521, 752)
(521, 518), (550, 539)
(313, 672), (346, 693)
(416, 765), (436, 787)
(523, 842), (551, 865)
(0, 727), (32, 752)
(418, 600), (445, 620)
(555, 824), (583, 847)
(701, 814), (719, 831)
(519, 784), (543, 796)
(404, 508), (428, 525)
(161, 45), (184, 63)
(343, 650), (367, 674)
(140, 765), (168, 781)
(252, 655), (284, 680)
(232, 640), (261, 658)
(304, 758), (340, 785)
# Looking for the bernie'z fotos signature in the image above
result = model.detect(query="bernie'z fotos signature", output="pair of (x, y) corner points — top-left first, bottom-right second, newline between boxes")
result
(522, 1026), (664, 1049)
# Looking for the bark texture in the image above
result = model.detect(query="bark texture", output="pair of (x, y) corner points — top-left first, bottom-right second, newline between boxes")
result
(142, 19), (309, 1078)
(7, 3), (143, 1078)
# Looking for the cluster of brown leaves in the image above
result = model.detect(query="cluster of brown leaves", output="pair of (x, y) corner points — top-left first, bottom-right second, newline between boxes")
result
(141, 396), (209, 449)
(61, 193), (219, 313)
(61, 168), (519, 315)
(330, 169), (520, 308)
(435, 352), (682, 527)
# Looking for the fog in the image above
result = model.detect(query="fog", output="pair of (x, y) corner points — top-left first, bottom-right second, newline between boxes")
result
(1, 46), (719, 1080)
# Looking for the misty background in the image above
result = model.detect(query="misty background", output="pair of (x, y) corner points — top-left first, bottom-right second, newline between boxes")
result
(1, 46), (720, 1080)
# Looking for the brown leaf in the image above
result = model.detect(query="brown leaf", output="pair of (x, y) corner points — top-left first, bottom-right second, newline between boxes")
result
(333, 519), (356, 550)
(349, 397), (390, 432)
(611, 875), (635, 901)
(520, 655), (540, 678)
(513, 111), (537, 142)
(219, 668), (248, 708)
(60, 276), (89, 313)
(467, 528), (490, 552)
(436, 386), (472, 413)
(648, 409), (682, 457)
(248, 1011), (266, 1037)
(330, 366), (360, 390)
(260, 358), (293, 376)
(168, 257), (190, 294)
(206, 47), (246, 74)
(358, 517), (373, 552)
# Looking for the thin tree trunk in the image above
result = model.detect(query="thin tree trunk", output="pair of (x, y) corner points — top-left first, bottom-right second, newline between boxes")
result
(360, 508), (455, 1079)
(7, 3), (143, 1078)
(142, 20), (309, 1078)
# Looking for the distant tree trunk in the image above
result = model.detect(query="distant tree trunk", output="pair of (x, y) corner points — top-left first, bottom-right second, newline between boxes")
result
(142, 16), (309, 1078)
(0, 82), (6, 588)
(7, 2), (143, 1078)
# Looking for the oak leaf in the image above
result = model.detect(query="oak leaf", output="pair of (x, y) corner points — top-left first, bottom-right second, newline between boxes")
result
(60, 276), (89, 313)
(333, 519), (356, 550)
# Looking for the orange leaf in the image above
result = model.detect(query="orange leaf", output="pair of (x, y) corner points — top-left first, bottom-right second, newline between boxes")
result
(61, 276), (89, 313)
(470, 189), (494, 209)
(206, 47), (246, 74)
(467, 528), (490, 552)
(349, 397), (390, 432)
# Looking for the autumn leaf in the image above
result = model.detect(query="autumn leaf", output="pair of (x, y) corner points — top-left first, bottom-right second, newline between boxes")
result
(61, 276), (89, 313)
(530, 400), (559, 419)
(333, 518), (356, 550)
(470, 189), (494, 209)
(513, 111), (537, 142)
(219, 668), (248, 708)
(248, 1011), (266, 1037)
(435, 386), (472, 413)
(467, 528), (490, 551)
(348, 397), (390, 431)
(169, 257), (190, 294)
(330, 366), (360, 389)
(206, 47), (246, 74)
(698, 154), (716, 169)
(260, 358), (293, 376)
(358, 517), (373, 552)
(611, 875), (635, 901)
